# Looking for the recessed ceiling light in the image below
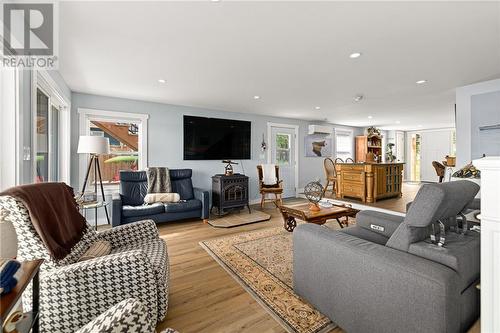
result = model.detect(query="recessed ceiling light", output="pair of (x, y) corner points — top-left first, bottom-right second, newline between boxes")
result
(253, 95), (260, 100)
(418, 124), (423, 127)
(349, 52), (362, 59)
(367, 115), (373, 119)
(211, 0), (220, 2)
(416, 80), (427, 84)
(395, 120), (401, 124)
(353, 94), (364, 102)
(315, 106), (321, 110)
(158, 79), (166, 84)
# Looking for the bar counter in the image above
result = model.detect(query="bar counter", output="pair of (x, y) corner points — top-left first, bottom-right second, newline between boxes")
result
(334, 162), (404, 203)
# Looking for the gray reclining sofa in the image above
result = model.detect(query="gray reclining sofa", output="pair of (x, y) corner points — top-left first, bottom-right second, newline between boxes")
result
(293, 180), (480, 333)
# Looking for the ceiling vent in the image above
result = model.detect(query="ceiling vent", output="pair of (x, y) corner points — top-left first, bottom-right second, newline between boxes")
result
(308, 125), (333, 135)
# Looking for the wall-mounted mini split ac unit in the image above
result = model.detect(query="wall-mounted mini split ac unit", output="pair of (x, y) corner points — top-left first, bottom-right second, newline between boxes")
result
(308, 125), (333, 135)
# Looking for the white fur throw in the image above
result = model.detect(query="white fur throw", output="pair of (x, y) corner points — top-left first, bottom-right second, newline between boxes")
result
(261, 164), (278, 185)
(144, 193), (180, 204)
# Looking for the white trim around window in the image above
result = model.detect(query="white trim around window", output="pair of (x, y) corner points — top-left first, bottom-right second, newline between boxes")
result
(77, 108), (149, 192)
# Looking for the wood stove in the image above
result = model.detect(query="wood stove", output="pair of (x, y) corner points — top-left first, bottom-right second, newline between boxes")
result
(211, 174), (251, 216)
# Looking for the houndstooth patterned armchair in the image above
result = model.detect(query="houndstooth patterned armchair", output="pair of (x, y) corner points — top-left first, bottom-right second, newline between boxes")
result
(76, 298), (178, 333)
(0, 196), (169, 333)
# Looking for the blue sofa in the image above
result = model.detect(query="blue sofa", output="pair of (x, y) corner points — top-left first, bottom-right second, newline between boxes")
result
(112, 169), (210, 226)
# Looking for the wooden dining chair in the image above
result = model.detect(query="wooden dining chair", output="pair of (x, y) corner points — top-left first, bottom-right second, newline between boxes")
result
(334, 157), (344, 163)
(432, 161), (446, 183)
(257, 165), (283, 208)
(323, 158), (338, 197)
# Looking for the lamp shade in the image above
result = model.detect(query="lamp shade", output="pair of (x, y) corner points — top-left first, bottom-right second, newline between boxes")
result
(77, 136), (110, 154)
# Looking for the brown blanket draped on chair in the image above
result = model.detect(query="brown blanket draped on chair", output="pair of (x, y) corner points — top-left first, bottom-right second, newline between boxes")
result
(0, 182), (87, 260)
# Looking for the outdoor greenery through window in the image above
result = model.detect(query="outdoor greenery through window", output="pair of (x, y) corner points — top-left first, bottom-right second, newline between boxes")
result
(275, 133), (290, 165)
(410, 133), (421, 181)
(89, 120), (139, 185)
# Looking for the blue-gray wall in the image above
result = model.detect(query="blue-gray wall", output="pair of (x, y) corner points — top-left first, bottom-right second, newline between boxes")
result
(71, 92), (363, 202)
(471, 91), (500, 159)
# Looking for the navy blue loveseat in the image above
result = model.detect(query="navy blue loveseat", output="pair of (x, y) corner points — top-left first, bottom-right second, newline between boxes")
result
(111, 169), (210, 226)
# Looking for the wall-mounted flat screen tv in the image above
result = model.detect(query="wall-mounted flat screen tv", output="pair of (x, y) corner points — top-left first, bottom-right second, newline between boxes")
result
(183, 115), (251, 160)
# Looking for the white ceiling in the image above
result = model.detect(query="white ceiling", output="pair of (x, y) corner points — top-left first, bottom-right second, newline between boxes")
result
(59, 1), (500, 131)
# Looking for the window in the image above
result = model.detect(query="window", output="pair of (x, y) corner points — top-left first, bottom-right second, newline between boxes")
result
(275, 133), (291, 165)
(78, 109), (149, 191)
(36, 88), (49, 182)
(335, 129), (353, 161)
(89, 120), (139, 185)
(450, 130), (456, 156)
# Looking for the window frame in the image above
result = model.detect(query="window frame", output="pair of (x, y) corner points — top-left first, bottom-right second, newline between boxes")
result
(78, 108), (149, 193)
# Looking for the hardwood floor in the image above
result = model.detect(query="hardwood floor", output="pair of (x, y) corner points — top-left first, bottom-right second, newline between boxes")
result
(156, 201), (340, 333)
(154, 197), (479, 333)
(324, 182), (421, 213)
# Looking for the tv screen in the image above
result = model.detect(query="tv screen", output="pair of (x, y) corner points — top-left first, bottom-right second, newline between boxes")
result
(183, 115), (251, 160)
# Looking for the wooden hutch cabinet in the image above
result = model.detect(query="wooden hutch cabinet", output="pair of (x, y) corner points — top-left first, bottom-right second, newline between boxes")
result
(355, 134), (383, 162)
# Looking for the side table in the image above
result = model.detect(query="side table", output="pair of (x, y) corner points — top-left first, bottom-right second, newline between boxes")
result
(1, 259), (43, 333)
(80, 201), (110, 230)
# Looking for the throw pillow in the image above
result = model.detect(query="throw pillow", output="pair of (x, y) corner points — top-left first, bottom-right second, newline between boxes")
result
(144, 193), (180, 204)
(78, 240), (112, 262)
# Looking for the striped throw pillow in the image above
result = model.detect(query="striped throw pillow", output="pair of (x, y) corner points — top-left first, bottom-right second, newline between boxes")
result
(78, 240), (112, 262)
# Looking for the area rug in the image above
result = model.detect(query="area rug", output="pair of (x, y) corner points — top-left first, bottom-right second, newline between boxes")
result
(200, 223), (340, 333)
(208, 209), (271, 228)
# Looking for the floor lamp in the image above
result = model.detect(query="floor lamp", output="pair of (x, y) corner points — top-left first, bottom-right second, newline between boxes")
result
(77, 135), (111, 224)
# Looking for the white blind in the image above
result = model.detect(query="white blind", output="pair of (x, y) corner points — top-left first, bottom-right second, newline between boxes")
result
(335, 129), (353, 160)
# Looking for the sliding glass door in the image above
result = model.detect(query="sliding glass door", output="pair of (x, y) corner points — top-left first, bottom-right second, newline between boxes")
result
(35, 88), (59, 183)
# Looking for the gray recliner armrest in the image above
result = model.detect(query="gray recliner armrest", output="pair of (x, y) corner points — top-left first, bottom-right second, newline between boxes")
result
(112, 192), (122, 227)
(293, 224), (462, 333)
(466, 198), (480, 211)
(355, 210), (404, 238)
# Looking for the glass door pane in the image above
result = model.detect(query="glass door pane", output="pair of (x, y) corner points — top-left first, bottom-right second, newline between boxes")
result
(49, 105), (59, 181)
(36, 89), (49, 183)
(275, 133), (290, 165)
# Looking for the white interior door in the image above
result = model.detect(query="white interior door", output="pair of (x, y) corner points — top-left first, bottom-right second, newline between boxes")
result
(270, 126), (296, 198)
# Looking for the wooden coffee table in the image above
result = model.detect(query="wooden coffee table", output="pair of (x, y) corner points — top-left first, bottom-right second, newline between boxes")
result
(279, 203), (358, 232)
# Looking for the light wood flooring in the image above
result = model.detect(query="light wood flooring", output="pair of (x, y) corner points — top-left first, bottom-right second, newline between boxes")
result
(324, 182), (421, 213)
(156, 201), (343, 333)
(155, 196), (479, 333)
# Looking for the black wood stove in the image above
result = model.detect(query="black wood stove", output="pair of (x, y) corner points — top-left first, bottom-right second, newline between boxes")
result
(211, 174), (251, 216)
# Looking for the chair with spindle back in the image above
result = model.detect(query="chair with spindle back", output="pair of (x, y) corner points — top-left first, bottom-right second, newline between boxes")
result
(323, 158), (338, 197)
(432, 161), (445, 183)
(257, 165), (283, 208)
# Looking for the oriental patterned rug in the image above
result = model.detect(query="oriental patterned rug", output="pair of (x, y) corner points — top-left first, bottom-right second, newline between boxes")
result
(200, 223), (342, 333)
